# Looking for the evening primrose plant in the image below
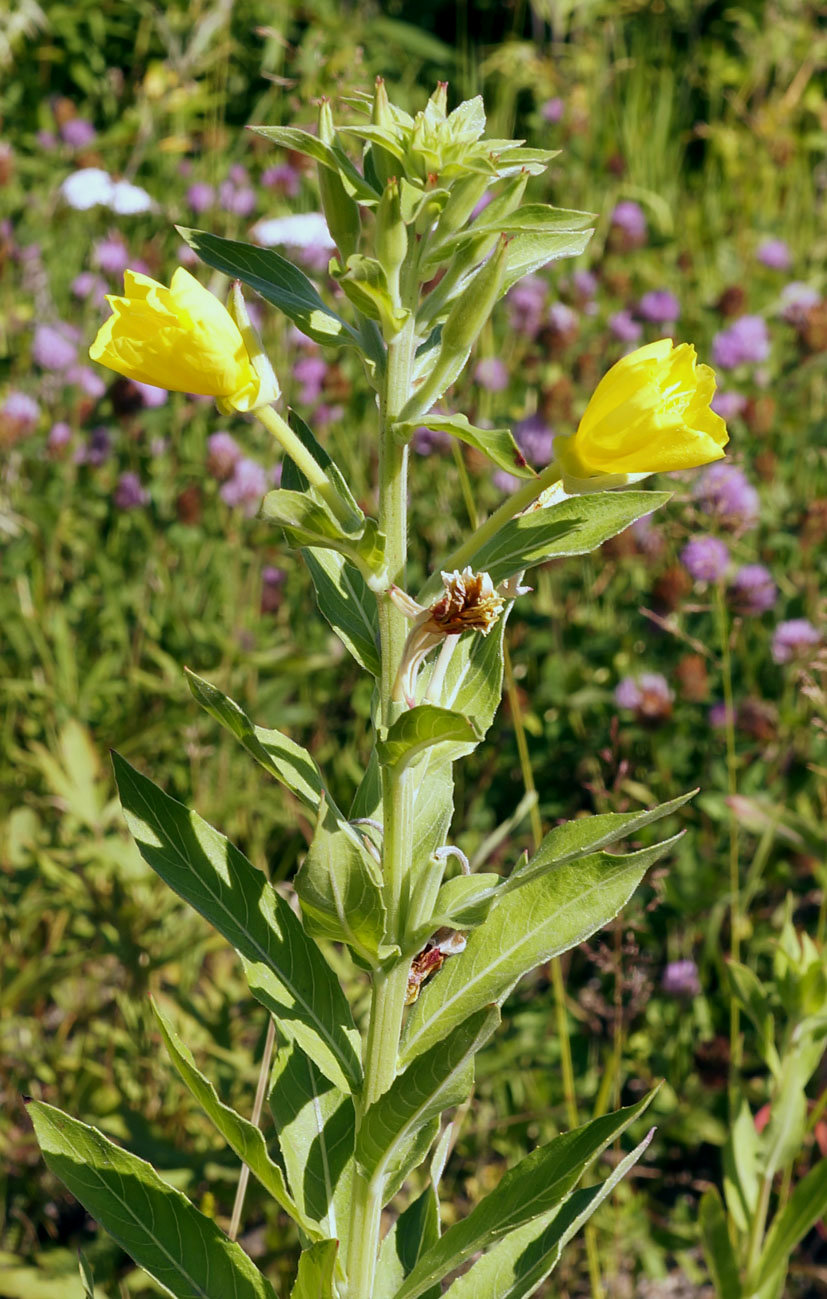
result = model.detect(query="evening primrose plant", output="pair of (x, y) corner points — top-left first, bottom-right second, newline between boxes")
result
(29, 83), (729, 1299)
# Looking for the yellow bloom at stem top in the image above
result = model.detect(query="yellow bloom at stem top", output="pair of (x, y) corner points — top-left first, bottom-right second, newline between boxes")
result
(554, 338), (728, 479)
(89, 268), (278, 411)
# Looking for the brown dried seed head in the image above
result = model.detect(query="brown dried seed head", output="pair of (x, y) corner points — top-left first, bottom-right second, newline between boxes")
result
(425, 567), (504, 636)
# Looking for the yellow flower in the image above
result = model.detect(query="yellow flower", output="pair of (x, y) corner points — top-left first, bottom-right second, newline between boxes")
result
(555, 338), (728, 479)
(89, 269), (278, 411)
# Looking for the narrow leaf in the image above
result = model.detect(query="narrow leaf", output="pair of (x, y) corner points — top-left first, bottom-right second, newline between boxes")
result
(357, 1008), (499, 1185)
(723, 1099), (760, 1233)
(376, 1184), (440, 1299)
(396, 413), (535, 480)
(303, 548), (381, 677)
(112, 753), (361, 1093)
(378, 705), (481, 771)
(296, 796), (390, 962)
(289, 1240), (338, 1299)
(177, 227), (357, 346)
(501, 228), (594, 291)
(700, 1188), (742, 1299)
(185, 669), (324, 812)
(152, 1003), (315, 1234)
(28, 1102), (277, 1299)
(756, 1158), (827, 1287)
(468, 493), (672, 584)
(442, 1130), (654, 1298)
(401, 838), (678, 1067)
(269, 1041), (355, 1247)
(507, 790), (696, 889)
(250, 126), (379, 201)
(393, 1093), (656, 1299)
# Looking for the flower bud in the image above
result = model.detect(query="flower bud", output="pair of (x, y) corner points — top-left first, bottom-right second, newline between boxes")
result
(434, 171), (491, 237)
(369, 77), (399, 188)
(317, 99), (361, 261)
(375, 177), (408, 289)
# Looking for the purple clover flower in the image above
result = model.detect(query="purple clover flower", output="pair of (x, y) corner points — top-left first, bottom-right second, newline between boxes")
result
(731, 564), (777, 615)
(662, 960), (701, 998)
(571, 269), (598, 300)
(712, 315), (770, 369)
(540, 97), (564, 123)
(610, 200), (647, 245)
(76, 426), (112, 466)
(608, 309), (642, 344)
(710, 390), (747, 421)
(93, 236), (130, 275)
(261, 565), (287, 614)
(220, 457), (269, 514)
(637, 289), (680, 324)
(187, 182), (215, 213)
(507, 275), (546, 337)
(614, 672), (674, 718)
(547, 302), (578, 334)
(630, 513), (663, 556)
(294, 354), (328, 405)
(780, 282), (821, 325)
(71, 271), (107, 303)
(114, 472), (149, 510)
(492, 469), (520, 493)
(756, 239), (791, 271)
(32, 323), (78, 371)
(412, 425), (451, 456)
(514, 413), (554, 466)
(67, 365), (106, 399)
(474, 358), (509, 392)
(709, 702), (735, 729)
(681, 536), (730, 582)
(60, 119), (96, 149)
(48, 421), (72, 453)
(133, 380), (168, 408)
(206, 431), (242, 480)
(2, 390), (40, 431)
(771, 619), (821, 664)
(694, 463), (760, 529)
(262, 164), (301, 197)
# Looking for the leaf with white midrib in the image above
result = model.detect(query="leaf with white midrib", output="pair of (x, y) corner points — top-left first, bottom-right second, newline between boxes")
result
(112, 753), (361, 1093)
(28, 1101), (277, 1299)
(357, 1007), (499, 1185)
(400, 837), (681, 1069)
(392, 1093), (656, 1299)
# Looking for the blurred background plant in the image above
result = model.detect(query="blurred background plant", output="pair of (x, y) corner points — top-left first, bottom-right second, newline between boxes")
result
(2, 1), (826, 1296)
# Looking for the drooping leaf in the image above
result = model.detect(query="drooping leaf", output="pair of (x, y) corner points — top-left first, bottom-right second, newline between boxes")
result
(262, 490), (386, 577)
(112, 753), (361, 1093)
(177, 228), (357, 347)
(506, 790), (696, 890)
(700, 1188), (742, 1299)
(296, 796), (391, 963)
(378, 705), (481, 771)
(185, 669), (324, 812)
(467, 493), (672, 584)
(755, 1157), (827, 1288)
(289, 1240), (339, 1299)
(428, 872), (503, 930)
(269, 1040), (355, 1248)
(400, 837), (679, 1067)
(28, 1102), (277, 1299)
(501, 228), (595, 291)
(395, 413), (535, 480)
(442, 1130), (654, 1298)
(152, 1003), (315, 1234)
(302, 548), (381, 677)
(357, 1008), (499, 1186)
(376, 1183), (440, 1299)
(392, 1093), (656, 1299)
(249, 126), (379, 202)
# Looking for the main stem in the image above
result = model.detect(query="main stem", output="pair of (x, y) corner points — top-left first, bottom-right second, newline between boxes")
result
(346, 317), (418, 1298)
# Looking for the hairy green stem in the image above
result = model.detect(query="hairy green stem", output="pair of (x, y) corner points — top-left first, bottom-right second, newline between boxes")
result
(345, 316), (418, 1299)
(716, 584), (742, 1104)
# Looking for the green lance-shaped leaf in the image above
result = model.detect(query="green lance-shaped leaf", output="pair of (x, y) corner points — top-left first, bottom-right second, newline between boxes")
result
(376, 1181), (441, 1299)
(723, 1098), (760, 1233)
(700, 1188), (743, 1299)
(442, 1129), (654, 1299)
(78, 1250), (96, 1299)
(400, 836), (680, 1068)
(185, 669), (324, 813)
(434, 204), (594, 262)
(357, 1007), (499, 1188)
(177, 228), (358, 347)
(296, 795), (391, 963)
(492, 145), (561, 176)
(250, 125), (379, 203)
(282, 407), (365, 527)
(151, 1003), (318, 1236)
(112, 753), (361, 1093)
(429, 872), (503, 930)
(507, 790), (695, 890)
(468, 492), (672, 584)
(262, 489), (385, 578)
(754, 1157), (827, 1290)
(378, 705), (481, 772)
(392, 1092), (656, 1299)
(27, 1101), (277, 1299)
(303, 547), (381, 677)
(269, 1040), (355, 1247)
(726, 961), (778, 1072)
(395, 413), (535, 480)
(500, 227), (595, 292)
(289, 1240), (339, 1299)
